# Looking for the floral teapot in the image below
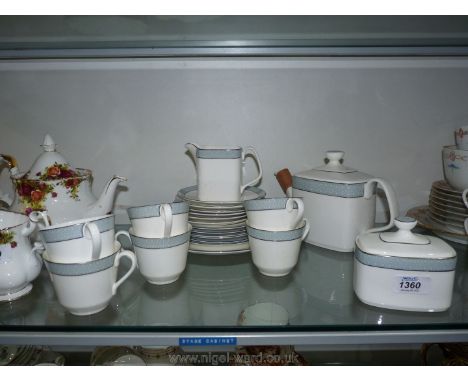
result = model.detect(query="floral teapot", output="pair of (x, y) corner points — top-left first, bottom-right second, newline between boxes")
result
(0, 134), (126, 224)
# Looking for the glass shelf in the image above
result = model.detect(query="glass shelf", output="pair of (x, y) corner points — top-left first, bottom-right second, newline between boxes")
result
(0, 231), (467, 346)
(1, 16), (468, 58)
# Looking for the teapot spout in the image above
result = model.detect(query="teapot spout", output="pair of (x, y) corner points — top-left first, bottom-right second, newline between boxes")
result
(87, 175), (127, 217)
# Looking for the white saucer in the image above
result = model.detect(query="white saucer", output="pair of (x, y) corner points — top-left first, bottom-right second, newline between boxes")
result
(0, 284), (33, 302)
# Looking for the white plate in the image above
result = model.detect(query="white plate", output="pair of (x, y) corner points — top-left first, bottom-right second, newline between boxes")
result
(432, 180), (462, 195)
(429, 210), (465, 230)
(189, 241), (250, 254)
(429, 206), (466, 223)
(429, 196), (468, 215)
(189, 209), (247, 216)
(177, 185), (265, 206)
(105, 354), (146, 366)
(188, 248), (251, 255)
(407, 206), (468, 241)
(429, 204), (468, 220)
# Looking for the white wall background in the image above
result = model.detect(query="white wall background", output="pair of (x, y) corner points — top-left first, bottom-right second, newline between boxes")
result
(1, 57), (467, 223)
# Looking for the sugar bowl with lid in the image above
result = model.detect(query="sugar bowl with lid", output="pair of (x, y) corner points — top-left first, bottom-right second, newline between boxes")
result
(0, 134), (126, 224)
(353, 216), (457, 312)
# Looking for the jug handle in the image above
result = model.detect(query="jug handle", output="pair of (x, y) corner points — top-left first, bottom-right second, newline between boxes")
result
(363, 178), (399, 234)
(240, 147), (263, 194)
(275, 168), (293, 197)
(184, 142), (199, 167)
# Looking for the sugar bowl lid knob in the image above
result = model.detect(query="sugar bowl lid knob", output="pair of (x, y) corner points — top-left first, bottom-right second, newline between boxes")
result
(394, 216), (418, 231)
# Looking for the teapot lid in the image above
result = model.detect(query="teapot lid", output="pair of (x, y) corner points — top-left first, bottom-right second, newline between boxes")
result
(26, 134), (78, 180)
(356, 216), (456, 260)
(294, 151), (372, 184)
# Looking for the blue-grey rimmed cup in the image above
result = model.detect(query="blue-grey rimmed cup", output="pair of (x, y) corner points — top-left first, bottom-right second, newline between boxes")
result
(247, 220), (309, 277)
(127, 201), (189, 238)
(38, 214), (115, 263)
(244, 197), (305, 231)
(115, 225), (192, 285)
(43, 241), (137, 316)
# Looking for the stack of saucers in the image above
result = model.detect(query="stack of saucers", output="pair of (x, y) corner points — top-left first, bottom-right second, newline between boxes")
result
(175, 185), (266, 255)
(429, 180), (468, 237)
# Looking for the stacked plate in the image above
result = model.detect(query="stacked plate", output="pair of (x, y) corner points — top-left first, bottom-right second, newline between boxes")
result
(175, 185), (266, 255)
(408, 180), (468, 244)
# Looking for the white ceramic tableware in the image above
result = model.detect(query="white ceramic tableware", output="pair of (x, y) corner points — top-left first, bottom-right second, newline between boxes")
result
(127, 201), (189, 238)
(35, 214), (115, 264)
(276, 150), (399, 252)
(116, 226), (191, 285)
(455, 127), (468, 150)
(442, 145), (468, 191)
(0, 210), (43, 301)
(238, 302), (289, 326)
(244, 197), (304, 231)
(185, 143), (263, 202)
(354, 216), (457, 312)
(246, 220), (309, 277)
(43, 241), (137, 316)
(462, 189), (468, 233)
(0, 134), (126, 224)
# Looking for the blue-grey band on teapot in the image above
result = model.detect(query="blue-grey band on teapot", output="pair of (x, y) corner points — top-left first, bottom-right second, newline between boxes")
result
(292, 176), (376, 198)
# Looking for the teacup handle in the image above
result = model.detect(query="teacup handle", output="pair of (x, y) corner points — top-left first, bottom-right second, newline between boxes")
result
(286, 198), (305, 229)
(115, 230), (131, 243)
(363, 178), (399, 234)
(160, 203), (173, 238)
(240, 147), (263, 194)
(112, 250), (137, 295)
(462, 190), (468, 233)
(301, 219), (310, 241)
(83, 222), (102, 261)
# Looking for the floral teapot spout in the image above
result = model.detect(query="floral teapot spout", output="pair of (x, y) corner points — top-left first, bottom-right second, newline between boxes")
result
(0, 134), (126, 225)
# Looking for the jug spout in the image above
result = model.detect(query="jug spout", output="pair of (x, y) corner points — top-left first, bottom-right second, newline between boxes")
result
(185, 142), (200, 161)
(87, 175), (126, 216)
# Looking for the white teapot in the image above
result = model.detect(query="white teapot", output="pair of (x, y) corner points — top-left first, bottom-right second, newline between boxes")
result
(1, 134), (126, 224)
(276, 150), (399, 253)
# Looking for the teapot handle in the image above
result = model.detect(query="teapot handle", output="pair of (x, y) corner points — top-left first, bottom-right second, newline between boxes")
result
(363, 178), (399, 234)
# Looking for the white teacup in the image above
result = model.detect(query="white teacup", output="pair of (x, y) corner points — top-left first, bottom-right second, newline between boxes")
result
(442, 145), (468, 190)
(116, 225), (191, 285)
(246, 220), (310, 277)
(127, 202), (189, 238)
(34, 213), (115, 264)
(455, 127), (468, 150)
(43, 241), (137, 316)
(244, 197), (304, 231)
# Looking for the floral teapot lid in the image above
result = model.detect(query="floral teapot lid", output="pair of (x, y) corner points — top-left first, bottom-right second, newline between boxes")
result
(25, 134), (78, 180)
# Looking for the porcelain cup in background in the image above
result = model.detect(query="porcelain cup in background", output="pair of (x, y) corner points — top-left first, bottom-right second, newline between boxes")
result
(246, 220), (309, 277)
(185, 143), (263, 202)
(43, 241), (137, 316)
(127, 202), (189, 238)
(442, 145), (468, 191)
(34, 213), (115, 264)
(455, 127), (468, 150)
(116, 225), (191, 285)
(244, 197), (304, 231)
(238, 302), (289, 326)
